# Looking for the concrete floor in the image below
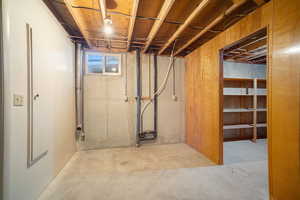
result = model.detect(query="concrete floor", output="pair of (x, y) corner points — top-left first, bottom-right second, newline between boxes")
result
(224, 139), (267, 164)
(39, 142), (268, 200)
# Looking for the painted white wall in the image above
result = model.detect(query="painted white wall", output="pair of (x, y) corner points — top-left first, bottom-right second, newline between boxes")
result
(2, 0), (76, 199)
(80, 52), (185, 149)
(224, 61), (266, 79)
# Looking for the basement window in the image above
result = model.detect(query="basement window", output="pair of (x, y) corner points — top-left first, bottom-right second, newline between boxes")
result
(86, 52), (121, 75)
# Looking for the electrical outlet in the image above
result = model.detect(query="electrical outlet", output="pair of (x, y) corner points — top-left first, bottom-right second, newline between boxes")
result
(13, 94), (24, 106)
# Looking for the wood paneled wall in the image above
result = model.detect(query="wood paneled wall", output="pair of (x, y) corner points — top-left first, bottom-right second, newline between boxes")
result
(185, 0), (300, 199)
(269, 0), (300, 199)
(185, 2), (273, 164)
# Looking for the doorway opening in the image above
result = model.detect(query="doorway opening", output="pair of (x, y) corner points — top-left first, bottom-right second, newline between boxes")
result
(220, 28), (268, 166)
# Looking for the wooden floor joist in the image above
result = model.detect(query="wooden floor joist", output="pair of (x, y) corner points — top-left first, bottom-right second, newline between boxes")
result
(51, 0), (259, 54)
(63, 0), (93, 47)
(127, 0), (139, 50)
(142, 0), (176, 53)
(158, 0), (210, 55)
(253, 0), (265, 6)
(174, 0), (247, 56)
(98, 0), (107, 21)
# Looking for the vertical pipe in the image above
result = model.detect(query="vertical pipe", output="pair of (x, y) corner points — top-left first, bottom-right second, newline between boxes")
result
(154, 54), (158, 133)
(136, 49), (141, 146)
(124, 54), (128, 102)
(75, 43), (83, 138)
(148, 54), (151, 98)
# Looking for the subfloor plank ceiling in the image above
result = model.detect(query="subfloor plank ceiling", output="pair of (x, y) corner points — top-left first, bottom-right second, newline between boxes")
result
(43, 0), (269, 56)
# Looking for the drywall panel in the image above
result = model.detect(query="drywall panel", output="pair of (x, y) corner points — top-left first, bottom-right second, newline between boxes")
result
(81, 53), (185, 149)
(223, 61), (266, 79)
(185, 2), (273, 164)
(2, 0), (76, 199)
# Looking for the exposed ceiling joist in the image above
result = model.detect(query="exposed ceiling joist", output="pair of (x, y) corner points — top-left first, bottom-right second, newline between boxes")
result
(63, 0), (92, 47)
(127, 0), (139, 50)
(158, 0), (210, 55)
(224, 28), (267, 64)
(227, 43), (267, 60)
(252, 0), (265, 6)
(238, 36), (267, 50)
(142, 0), (176, 53)
(238, 38), (267, 51)
(98, 0), (107, 21)
(174, 0), (247, 56)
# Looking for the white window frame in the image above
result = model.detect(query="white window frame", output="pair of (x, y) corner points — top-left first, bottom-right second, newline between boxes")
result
(85, 51), (122, 76)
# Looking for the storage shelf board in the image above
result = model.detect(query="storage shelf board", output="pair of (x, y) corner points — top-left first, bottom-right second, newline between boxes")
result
(223, 124), (253, 130)
(223, 77), (267, 82)
(223, 123), (267, 130)
(223, 108), (267, 112)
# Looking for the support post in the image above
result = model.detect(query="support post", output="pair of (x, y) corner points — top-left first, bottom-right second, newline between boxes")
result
(253, 78), (257, 142)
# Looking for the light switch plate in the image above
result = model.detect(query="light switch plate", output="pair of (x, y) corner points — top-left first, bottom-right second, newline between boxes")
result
(13, 94), (24, 106)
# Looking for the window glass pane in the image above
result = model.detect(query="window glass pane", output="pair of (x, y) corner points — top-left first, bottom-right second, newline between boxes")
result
(105, 56), (119, 73)
(87, 54), (104, 73)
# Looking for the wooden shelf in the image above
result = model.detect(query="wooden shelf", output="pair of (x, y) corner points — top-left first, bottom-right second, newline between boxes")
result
(223, 78), (267, 141)
(223, 123), (267, 130)
(254, 123), (267, 128)
(257, 108), (267, 112)
(223, 124), (253, 130)
(224, 108), (254, 112)
(223, 88), (267, 96)
(224, 108), (266, 112)
(224, 93), (267, 96)
(224, 77), (266, 82)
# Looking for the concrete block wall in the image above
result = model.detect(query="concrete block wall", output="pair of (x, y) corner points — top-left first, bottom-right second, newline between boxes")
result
(80, 52), (185, 150)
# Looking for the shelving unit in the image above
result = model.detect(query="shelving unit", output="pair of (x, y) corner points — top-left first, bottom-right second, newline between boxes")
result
(223, 78), (267, 142)
(223, 108), (267, 113)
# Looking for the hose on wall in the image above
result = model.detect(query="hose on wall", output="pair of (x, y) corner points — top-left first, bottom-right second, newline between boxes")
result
(140, 41), (177, 134)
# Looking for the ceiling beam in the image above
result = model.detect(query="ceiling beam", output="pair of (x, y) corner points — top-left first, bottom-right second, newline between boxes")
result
(174, 0), (247, 56)
(98, 0), (107, 21)
(127, 0), (139, 50)
(158, 0), (210, 55)
(226, 39), (267, 59)
(252, 0), (265, 6)
(63, 0), (92, 47)
(143, 0), (176, 53)
(239, 38), (267, 51)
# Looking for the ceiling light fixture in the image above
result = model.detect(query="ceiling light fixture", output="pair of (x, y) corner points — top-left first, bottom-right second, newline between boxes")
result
(103, 17), (113, 35)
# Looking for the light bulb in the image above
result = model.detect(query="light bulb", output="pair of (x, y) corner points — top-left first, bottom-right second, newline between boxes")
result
(104, 25), (113, 35)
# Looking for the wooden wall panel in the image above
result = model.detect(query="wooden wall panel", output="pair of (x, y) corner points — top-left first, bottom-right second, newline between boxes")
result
(185, 2), (273, 164)
(269, 0), (300, 199)
(185, 0), (300, 199)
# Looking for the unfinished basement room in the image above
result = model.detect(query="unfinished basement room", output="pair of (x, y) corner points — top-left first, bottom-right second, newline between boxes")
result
(0, 0), (299, 200)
